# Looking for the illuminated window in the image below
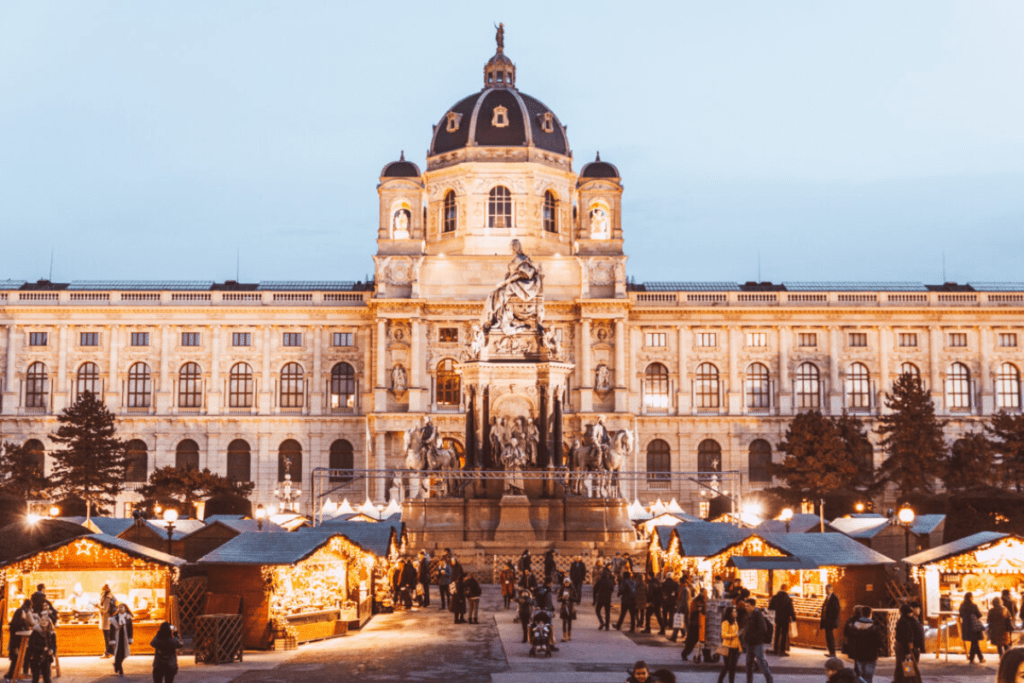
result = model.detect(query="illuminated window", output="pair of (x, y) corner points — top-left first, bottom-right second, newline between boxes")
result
(695, 363), (720, 410)
(946, 362), (971, 410)
(439, 328), (459, 343)
(437, 359), (461, 407)
(745, 363), (770, 411)
(488, 186), (512, 228)
(845, 363), (871, 410)
(795, 362), (820, 410)
(644, 363), (670, 412)
(330, 362), (356, 410)
(178, 362), (202, 409)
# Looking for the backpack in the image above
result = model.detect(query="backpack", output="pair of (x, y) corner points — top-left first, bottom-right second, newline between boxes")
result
(763, 616), (774, 645)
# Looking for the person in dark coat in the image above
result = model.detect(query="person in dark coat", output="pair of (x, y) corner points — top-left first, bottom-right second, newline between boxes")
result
(569, 556), (587, 601)
(615, 571), (638, 632)
(743, 599), (774, 683)
(819, 584), (841, 657)
(518, 550), (532, 575)
(847, 605), (884, 683)
(150, 622), (182, 683)
(519, 568), (538, 593)
(893, 604), (923, 683)
(960, 592), (985, 663)
(681, 592), (705, 661)
(661, 575), (678, 636)
(450, 554), (465, 583)
(6, 599), (33, 680)
(451, 575), (467, 624)
(110, 603), (134, 677)
(594, 569), (615, 630)
(465, 572), (482, 624)
(417, 551), (432, 607)
(824, 657), (858, 683)
(543, 549), (557, 583)
(767, 585), (794, 655)
(399, 557), (418, 609)
(670, 579), (692, 642)
(26, 614), (56, 683)
(516, 588), (533, 643)
(643, 576), (663, 634)
(1002, 589), (1019, 628)
(436, 556), (452, 611)
(558, 578), (578, 642)
(990, 596), (1014, 657)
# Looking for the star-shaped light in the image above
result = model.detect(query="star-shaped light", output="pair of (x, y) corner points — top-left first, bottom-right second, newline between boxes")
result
(74, 539), (94, 556)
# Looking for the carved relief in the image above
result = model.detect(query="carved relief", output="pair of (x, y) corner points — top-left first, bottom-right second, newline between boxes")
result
(588, 260), (616, 286)
(385, 258), (414, 286)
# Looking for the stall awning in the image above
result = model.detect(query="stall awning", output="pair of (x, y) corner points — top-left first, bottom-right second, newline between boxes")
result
(0, 533), (186, 569)
(903, 531), (1013, 567)
(728, 556), (820, 571)
(301, 520), (404, 557)
(760, 532), (895, 567)
(659, 522), (752, 557)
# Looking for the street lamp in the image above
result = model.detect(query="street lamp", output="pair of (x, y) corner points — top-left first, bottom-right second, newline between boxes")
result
(854, 502), (865, 513)
(162, 508), (179, 556)
(255, 504), (266, 531)
(48, 505), (60, 518)
(780, 507), (794, 533)
(897, 505), (915, 558)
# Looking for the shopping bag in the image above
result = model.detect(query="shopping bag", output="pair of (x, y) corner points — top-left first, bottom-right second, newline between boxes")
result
(789, 620), (798, 639)
(901, 655), (919, 679)
(716, 643), (730, 657)
(673, 612), (686, 629)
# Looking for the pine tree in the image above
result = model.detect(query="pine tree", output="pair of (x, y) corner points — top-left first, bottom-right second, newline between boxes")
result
(49, 391), (128, 519)
(771, 410), (861, 500)
(875, 373), (947, 495)
(0, 441), (52, 500)
(943, 432), (998, 491)
(987, 411), (1024, 490)
(833, 411), (875, 486)
(138, 465), (254, 517)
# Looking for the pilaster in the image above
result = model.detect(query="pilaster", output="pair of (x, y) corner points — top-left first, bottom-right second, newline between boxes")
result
(777, 325), (792, 415)
(579, 319), (593, 412)
(2, 324), (16, 413)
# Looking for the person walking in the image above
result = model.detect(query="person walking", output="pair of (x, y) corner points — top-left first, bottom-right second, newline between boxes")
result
(893, 604), (923, 683)
(5, 599), (34, 682)
(670, 578), (691, 642)
(110, 603), (134, 677)
(519, 568), (538, 593)
(499, 561), (517, 610)
(99, 584), (115, 658)
(518, 549), (532, 575)
(644, 576), (663, 634)
(451, 574), (467, 624)
(847, 606), (884, 683)
(569, 556), (587, 601)
(516, 588), (533, 644)
(819, 583), (841, 657)
(400, 556), (418, 609)
(417, 550), (432, 608)
(681, 592), (706, 661)
(742, 598), (774, 683)
(1002, 589), (1019, 629)
(635, 574), (649, 631)
(26, 614), (56, 683)
(150, 622), (182, 683)
(437, 556), (452, 611)
(544, 549), (557, 584)
(594, 568), (615, 631)
(465, 571), (482, 624)
(558, 578), (578, 642)
(615, 570), (638, 632)
(717, 605), (741, 683)
(768, 584), (794, 656)
(660, 574), (678, 637)
(960, 592), (985, 663)
(989, 596), (1014, 658)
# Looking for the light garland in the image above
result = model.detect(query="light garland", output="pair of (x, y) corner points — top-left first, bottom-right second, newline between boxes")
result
(2, 537), (178, 586)
(913, 537), (1024, 577)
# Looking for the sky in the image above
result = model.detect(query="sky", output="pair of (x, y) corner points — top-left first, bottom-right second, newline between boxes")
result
(0, 1), (1022, 285)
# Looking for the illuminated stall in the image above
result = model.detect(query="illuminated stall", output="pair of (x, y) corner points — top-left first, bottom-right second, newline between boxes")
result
(1, 535), (184, 656)
(648, 521), (752, 578)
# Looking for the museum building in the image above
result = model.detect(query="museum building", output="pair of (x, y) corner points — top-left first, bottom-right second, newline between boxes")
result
(1, 40), (1023, 516)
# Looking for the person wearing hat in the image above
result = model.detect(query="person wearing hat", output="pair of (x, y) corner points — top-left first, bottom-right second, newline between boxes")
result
(558, 577), (578, 642)
(824, 657), (858, 682)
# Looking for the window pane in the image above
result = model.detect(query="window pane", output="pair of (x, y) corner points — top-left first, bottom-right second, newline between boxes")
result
(127, 363), (152, 408)
(229, 363), (254, 408)
(947, 363), (971, 409)
(330, 363), (356, 409)
(280, 362), (304, 408)
(746, 363), (770, 409)
(488, 186), (512, 228)
(644, 363), (669, 411)
(227, 439), (251, 482)
(26, 362), (48, 408)
(845, 363), (870, 410)
(437, 359), (461, 406)
(646, 439), (671, 483)
(749, 439), (772, 483)
(696, 363), (720, 409)
(795, 363), (820, 409)
(178, 363), (203, 408)
(996, 364), (1021, 410)
(76, 362), (100, 396)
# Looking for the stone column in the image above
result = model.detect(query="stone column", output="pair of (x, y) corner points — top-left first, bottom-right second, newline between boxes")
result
(260, 326), (273, 414)
(3, 324), (16, 413)
(929, 326), (943, 411)
(777, 325), (792, 415)
(614, 319), (627, 412)
(311, 326), (323, 415)
(677, 325), (690, 415)
(409, 319), (424, 412)
(54, 325), (68, 412)
(828, 326), (842, 414)
(107, 325), (120, 411)
(156, 325), (171, 414)
(375, 432), (387, 501)
(375, 320), (388, 412)
(877, 326), (890, 413)
(579, 319), (593, 412)
(980, 326), (994, 414)
(727, 327), (741, 414)
(209, 325), (222, 414)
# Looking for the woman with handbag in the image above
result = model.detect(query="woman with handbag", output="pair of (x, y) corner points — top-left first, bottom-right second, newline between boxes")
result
(717, 606), (740, 683)
(893, 604), (921, 683)
(989, 596), (1013, 658)
(960, 592), (985, 663)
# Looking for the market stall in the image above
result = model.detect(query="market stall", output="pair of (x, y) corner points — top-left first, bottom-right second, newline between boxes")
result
(648, 521), (752, 578)
(1, 535), (185, 656)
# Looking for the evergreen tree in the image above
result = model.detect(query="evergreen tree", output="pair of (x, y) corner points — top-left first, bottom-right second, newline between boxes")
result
(833, 411), (875, 486)
(987, 411), (1024, 490)
(875, 373), (947, 495)
(943, 432), (998, 491)
(0, 441), (52, 500)
(49, 391), (128, 519)
(138, 465), (254, 517)
(771, 411), (861, 501)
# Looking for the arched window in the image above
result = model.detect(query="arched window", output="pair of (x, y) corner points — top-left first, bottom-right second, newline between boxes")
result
(25, 362), (48, 409)
(947, 362), (972, 410)
(278, 439), (302, 482)
(543, 191), (557, 233)
(997, 363), (1021, 410)
(330, 362), (356, 411)
(125, 439), (148, 483)
(746, 363), (770, 411)
(845, 363), (870, 411)
(226, 439), (251, 482)
(899, 363), (921, 382)
(748, 439), (772, 483)
(644, 363), (670, 412)
(695, 363), (720, 410)
(175, 439), (200, 470)
(76, 362), (100, 397)
(23, 439), (45, 472)
(697, 439), (722, 481)
(795, 362), (820, 410)
(488, 186), (512, 228)
(127, 362), (152, 408)
(443, 190), (457, 233)
(437, 359), (461, 407)
(229, 363), (253, 408)
(280, 362), (304, 409)
(178, 362), (202, 409)
(646, 439), (671, 483)
(329, 439), (354, 483)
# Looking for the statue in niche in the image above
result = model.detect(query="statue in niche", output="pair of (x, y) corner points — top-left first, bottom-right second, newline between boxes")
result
(483, 239), (543, 335)
(542, 326), (563, 359)
(595, 364), (612, 392)
(525, 417), (540, 466)
(391, 364), (408, 392)
(590, 206), (610, 239)
(501, 437), (526, 494)
(469, 323), (485, 359)
(490, 416), (508, 457)
(392, 208), (411, 239)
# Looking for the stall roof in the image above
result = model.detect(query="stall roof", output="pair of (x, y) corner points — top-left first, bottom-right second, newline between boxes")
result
(0, 520), (92, 564)
(186, 519), (286, 536)
(301, 520), (404, 557)
(1, 532), (186, 568)
(761, 533), (895, 567)
(729, 556), (819, 571)
(910, 514), (946, 535)
(829, 517), (890, 539)
(203, 514), (247, 523)
(657, 522), (752, 557)
(753, 514), (841, 535)
(88, 517), (136, 535)
(199, 532), (345, 565)
(118, 519), (205, 541)
(903, 531), (1012, 567)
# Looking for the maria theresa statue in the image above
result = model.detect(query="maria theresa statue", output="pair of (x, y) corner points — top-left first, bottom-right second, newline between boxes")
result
(483, 239), (543, 335)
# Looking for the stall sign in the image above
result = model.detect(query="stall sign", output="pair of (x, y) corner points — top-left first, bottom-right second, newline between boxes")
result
(924, 567), (940, 618)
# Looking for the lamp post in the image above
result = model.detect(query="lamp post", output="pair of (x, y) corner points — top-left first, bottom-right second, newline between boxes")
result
(854, 502), (865, 513)
(897, 505), (915, 559)
(255, 503), (266, 531)
(48, 505), (60, 518)
(780, 507), (794, 533)
(163, 508), (178, 556)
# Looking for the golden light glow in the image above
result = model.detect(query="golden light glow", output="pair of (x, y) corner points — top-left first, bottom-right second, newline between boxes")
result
(779, 507), (794, 522)
(898, 506), (915, 525)
(163, 508), (179, 523)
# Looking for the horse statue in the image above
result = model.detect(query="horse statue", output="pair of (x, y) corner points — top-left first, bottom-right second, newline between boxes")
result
(403, 427), (429, 498)
(598, 429), (633, 499)
(569, 425), (606, 495)
(427, 437), (460, 496)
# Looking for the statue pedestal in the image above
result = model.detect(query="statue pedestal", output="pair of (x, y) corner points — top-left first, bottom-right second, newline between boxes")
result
(494, 494), (535, 542)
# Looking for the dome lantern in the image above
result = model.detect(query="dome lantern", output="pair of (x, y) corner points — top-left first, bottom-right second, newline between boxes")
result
(484, 22), (516, 89)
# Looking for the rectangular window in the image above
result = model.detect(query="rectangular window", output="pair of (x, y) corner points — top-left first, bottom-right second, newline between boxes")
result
(333, 332), (353, 347)
(798, 333), (817, 347)
(899, 333), (918, 347)
(645, 332), (666, 348)
(80, 332), (99, 347)
(999, 333), (1018, 348)
(746, 332), (768, 347)
(28, 332), (48, 346)
(131, 332), (149, 347)
(848, 333), (867, 348)
(283, 332), (303, 347)
(695, 332), (717, 347)
(232, 332), (252, 347)
(181, 332), (200, 347)
(439, 328), (459, 343)
(949, 332), (968, 348)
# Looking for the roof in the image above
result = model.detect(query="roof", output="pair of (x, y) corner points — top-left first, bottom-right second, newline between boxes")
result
(579, 153), (619, 179)
(87, 517), (135, 535)
(728, 556), (819, 571)
(203, 514), (246, 523)
(199, 526), (397, 565)
(300, 520), (402, 557)
(119, 519), (206, 541)
(1, 531), (185, 568)
(753, 514), (840, 535)
(0, 520), (92, 564)
(429, 88), (569, 157)
(380, 152), (421, 178)
(759, 533), (895, 567)
(658, 522), (752, 557)
(0, 280), (368, 292)
(903, 531), (1012, 567)
(186, 519), (286, 536)
(911, 514), (946, 535)
(829, 516), (890, 539)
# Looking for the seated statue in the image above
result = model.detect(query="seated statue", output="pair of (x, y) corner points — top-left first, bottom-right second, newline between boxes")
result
(483, 239), (543, 335)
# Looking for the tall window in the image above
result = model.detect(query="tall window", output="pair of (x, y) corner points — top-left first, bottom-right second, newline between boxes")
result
(127, 363), (152, 408)
(646, 439), (671, 483)
(280, 362), (304, 409)
(226, 439), (251, 482)
(845, 363), (871, 410)
(76, 362), (100, 397)
(543, 191), (557, 233)
(795, 363), (820, 410)
(436, 359), (461, 407)
(697, 439), (722, 481)
(947, 363), (972, 410)
(748, 439), (772, 483)
(178, 362), (202, 409)
(278, 439), (303, 482)
(443, 190), (457, 233)
(329, 439), (355, 483)
(25, 362), (48, 409)
(175, 439), (200, 470)
(695, 363), (720, 410)
(330, 362), (356, 410)
(644, 363), (670, 412)
(229, 363), (254, 408)
(488, 186), (512, 228)
(125, 439), (148, 482)
(996, 363), (1021, 410)
(899, 363), (921, 382)
(23, 439), (45, 472)
(745, 363), (770, 411)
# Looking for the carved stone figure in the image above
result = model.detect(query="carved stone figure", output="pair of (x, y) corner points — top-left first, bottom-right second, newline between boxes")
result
(542, 326), (563, 360)
(590, 206), (610, 238)
(490, 417), (507, 458)
(525, 417), (540, 466)
(495, 22), (504, 50)
(595, 364), (612, 391)
(501, 437), (525, 494)
(483, 239), (543, 335)
(469, 323), (485, 359)
(391, 364), (408, 392)
(393, 209), (410, 239)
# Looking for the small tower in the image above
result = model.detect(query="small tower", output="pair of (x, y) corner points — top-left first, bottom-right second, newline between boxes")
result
(377, 151), (425, 244)
(484, 22), (516, 88)
(576, 152), (624, 251)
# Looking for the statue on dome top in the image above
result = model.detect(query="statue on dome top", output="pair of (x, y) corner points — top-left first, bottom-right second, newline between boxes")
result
(495, 22), (505, 50)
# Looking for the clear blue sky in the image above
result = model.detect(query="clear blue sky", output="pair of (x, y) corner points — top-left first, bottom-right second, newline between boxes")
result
(1, 1), (1022, 285)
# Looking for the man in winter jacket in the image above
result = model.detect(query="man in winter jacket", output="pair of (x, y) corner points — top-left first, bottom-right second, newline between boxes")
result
(743, 599), (774, 683)
(847, 606), (884, 683)
(593, 569), (615, 630)
(543, 549), (557, 583)
(399, 557), (418, 608)
(437, 557), (453, 611)
(660, 575), (678, 636)
(417, 550), (432, 607)
(615, 571), (639, 632)
(819, 583), (841, 657)
(767, 585), (794, 655)
(643, 576), (663, 634)
(569, 556), (587, 601)
(670, 578), (691, 641)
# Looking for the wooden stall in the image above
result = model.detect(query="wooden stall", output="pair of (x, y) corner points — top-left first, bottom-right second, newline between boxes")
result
(181, 519), (285, 563)
(648, 521), (752, 578)
(1, 535), (185, 656)
(118, 518), (205, 558)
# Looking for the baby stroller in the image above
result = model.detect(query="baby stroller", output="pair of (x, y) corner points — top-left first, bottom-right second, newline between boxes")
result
(528, 609), (555, 657)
